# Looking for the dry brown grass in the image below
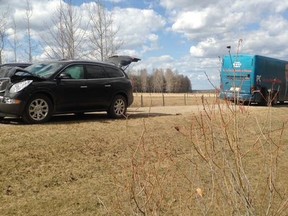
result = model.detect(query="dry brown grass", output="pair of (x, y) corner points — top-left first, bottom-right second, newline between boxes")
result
(132, 92), (220, 107)
(0, 96), (288, 215)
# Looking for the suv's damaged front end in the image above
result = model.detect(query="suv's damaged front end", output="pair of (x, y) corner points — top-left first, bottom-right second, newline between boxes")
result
(0, 68), (42, 118)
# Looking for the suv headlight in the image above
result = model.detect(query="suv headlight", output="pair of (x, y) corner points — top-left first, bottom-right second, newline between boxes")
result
(10, 80), (33, 93)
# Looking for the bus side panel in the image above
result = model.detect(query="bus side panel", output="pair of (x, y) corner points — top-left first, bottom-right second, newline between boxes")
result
(285, 65), (288, 100)
(255, 55), (288, 102)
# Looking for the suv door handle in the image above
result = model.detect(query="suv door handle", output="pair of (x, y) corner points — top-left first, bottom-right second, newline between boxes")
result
(105, 84), (111, 87)
(80, 86), (87, 88)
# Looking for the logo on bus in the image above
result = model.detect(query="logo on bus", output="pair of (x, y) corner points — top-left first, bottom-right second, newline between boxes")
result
(233, 61), (242, 68)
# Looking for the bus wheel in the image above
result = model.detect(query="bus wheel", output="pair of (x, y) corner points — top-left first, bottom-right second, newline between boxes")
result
(243, 101), (250, 106)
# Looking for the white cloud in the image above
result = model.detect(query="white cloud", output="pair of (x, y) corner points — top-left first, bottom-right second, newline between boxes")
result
(105, 0), (124, 3)
(159, 0), (209, 10)
(135, 55), (174, 70)
(147, 34), (158, 42)
(172, 11), (207, 31)
(190, 38), (219, 57)
(113, 8), (166, 51)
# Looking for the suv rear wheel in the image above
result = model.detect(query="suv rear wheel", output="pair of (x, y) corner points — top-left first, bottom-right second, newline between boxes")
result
(22, 94), (53, 124)
(108, 95), (127, 118)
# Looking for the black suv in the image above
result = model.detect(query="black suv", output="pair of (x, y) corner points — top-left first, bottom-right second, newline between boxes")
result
(0, 56), (139, 124)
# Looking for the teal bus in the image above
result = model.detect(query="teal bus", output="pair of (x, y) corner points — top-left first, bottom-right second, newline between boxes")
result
(219, 54), (288, 105)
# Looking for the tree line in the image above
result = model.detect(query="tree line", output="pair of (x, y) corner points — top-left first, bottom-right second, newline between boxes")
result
(128, 68), (191, 93)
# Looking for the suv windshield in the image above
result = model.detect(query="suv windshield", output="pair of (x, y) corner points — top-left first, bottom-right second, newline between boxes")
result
(25, 62), (64, 78)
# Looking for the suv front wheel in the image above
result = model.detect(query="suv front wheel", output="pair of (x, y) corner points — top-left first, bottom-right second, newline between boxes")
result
(22, 94), (53, 124)
(108, 95), (127, 119)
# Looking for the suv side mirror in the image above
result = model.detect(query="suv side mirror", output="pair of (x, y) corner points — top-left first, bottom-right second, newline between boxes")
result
(58, 73), (72, 79)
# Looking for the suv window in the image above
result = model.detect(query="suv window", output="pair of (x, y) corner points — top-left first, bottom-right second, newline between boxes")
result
(105, 67), (124, 78)
(63, 65), (84, 79)
(86, 65), (107, 79)
(26, 62), (64, 78)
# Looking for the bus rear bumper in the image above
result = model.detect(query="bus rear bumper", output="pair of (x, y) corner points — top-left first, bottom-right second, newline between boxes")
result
(219, 91), (253, 102)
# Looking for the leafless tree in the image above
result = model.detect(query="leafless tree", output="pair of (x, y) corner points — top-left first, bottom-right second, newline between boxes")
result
(185, 76), (192, 91)
(173, 73), (183, 93)
(165, 68), (175, 93)
(87, 0), (122, 61)
(41, 0), (86, 59)
(140, 69), (148, 92)
(152, 69), (165, 92)
(173, 74), (191, 92)
(181, 75), (192, 92)
(25, 0), (33, 62)
(0, 10), (8, 64)
(11, 17), (20, 62)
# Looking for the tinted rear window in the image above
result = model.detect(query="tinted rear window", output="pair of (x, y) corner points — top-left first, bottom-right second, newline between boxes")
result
(105, 67), (124, 78)
(86, 65), (107, 79)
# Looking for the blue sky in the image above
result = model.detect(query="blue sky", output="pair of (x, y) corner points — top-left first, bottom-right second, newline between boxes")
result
(1, 0), (288, 90)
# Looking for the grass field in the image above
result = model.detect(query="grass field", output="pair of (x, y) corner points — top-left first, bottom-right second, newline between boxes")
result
(132, 92), (219, 107)
(0, 94), (288, 215)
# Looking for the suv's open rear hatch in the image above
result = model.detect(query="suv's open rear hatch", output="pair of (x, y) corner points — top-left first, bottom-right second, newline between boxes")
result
(106, 55), (141, 70)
